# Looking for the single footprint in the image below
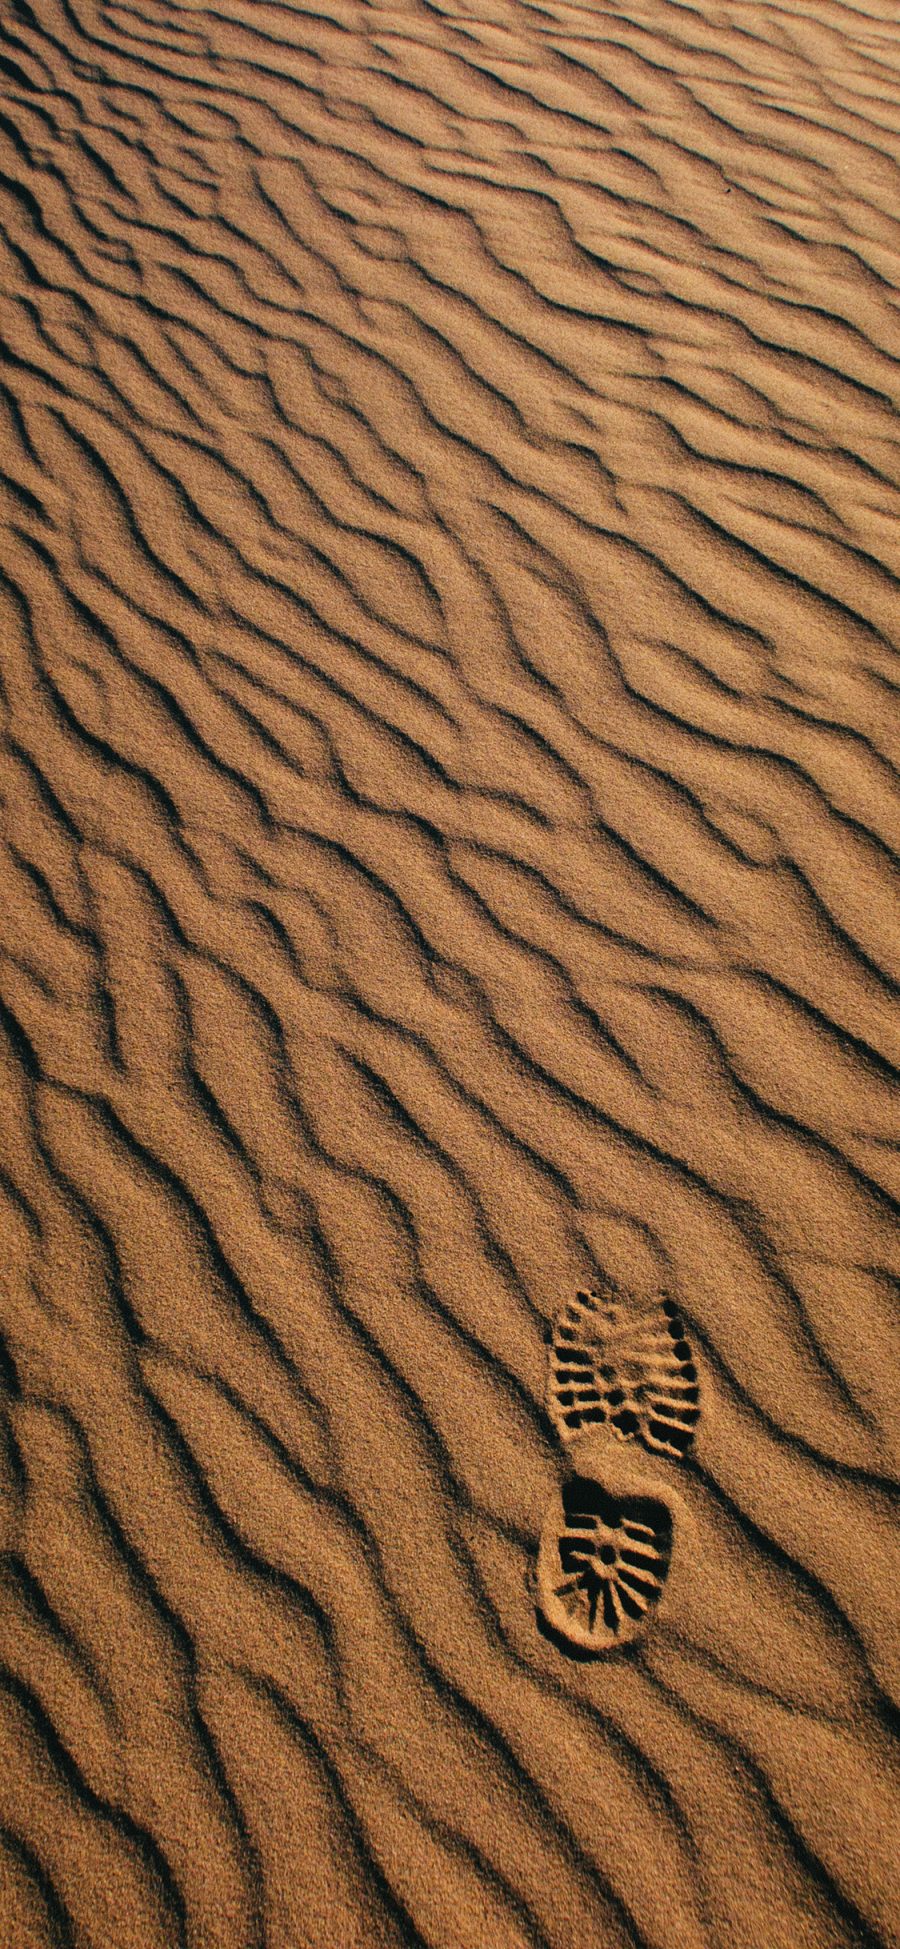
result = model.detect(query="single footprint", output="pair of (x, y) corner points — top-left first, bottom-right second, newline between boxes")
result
(535, 1279), (699, 1658)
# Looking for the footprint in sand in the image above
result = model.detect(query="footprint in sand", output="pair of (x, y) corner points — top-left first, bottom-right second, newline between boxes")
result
(535, 1281), (700, 1657)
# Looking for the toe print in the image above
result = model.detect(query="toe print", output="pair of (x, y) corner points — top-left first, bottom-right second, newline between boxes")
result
(550, 1284), (700, 1461)
(536, 1478), (672, 1657)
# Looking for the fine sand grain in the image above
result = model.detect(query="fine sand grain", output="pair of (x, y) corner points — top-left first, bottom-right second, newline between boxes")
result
(0, 0), (899, 1944)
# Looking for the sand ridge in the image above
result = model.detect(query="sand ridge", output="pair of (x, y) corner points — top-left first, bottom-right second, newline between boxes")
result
(0, 0), (899, 1944)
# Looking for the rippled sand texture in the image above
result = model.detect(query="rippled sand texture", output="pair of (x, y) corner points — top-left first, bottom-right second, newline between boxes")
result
(1, 0), (900, 1943)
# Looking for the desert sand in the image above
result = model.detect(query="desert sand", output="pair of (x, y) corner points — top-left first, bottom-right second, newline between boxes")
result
(0, 0), (899, 1944)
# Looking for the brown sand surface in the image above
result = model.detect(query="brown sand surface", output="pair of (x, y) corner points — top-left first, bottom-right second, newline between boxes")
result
(0, 0), (899, 1943)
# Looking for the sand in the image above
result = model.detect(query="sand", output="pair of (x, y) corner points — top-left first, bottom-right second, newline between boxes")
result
(0, 0), (898, 1944)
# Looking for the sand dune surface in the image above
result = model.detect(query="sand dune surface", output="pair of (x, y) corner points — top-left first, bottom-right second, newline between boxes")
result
(0, 0), (899, 1944)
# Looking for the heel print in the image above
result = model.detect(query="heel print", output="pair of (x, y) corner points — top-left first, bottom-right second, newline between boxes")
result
(536, 1477), (672, 1658)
